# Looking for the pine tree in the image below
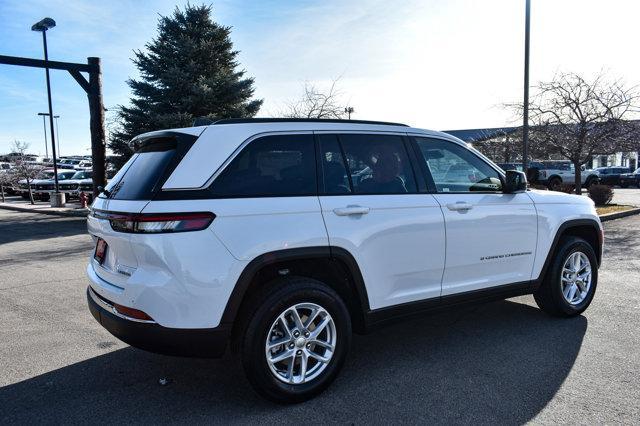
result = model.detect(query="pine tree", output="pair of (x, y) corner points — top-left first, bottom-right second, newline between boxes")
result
(109, 4), (262, 165)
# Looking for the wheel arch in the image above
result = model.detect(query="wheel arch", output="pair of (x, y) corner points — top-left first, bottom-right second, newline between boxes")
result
(535, 219), (603, 287)
(221, 247), (370, 334)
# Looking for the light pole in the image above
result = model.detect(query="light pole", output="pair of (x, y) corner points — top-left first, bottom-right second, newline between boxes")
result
(522, 0), (531, 173)
(37, 113), (59, 159)
(31, 17), (63, 205)
(54, 115), (60, 156)
(37, 112), (48, 158)
(344, 106), (354, 120)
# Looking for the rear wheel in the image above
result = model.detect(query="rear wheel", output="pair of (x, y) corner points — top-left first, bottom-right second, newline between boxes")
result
(534, 236), (598, 317)
(584, 176), (599, 188)
(237, 277), (351, 403)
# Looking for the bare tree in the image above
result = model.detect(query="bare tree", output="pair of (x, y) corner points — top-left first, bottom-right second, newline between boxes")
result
(11, 141), (41, 205)
(0, 170), (11, 203)
(281, 78), (349, 119)
(507, 71), (640, 194)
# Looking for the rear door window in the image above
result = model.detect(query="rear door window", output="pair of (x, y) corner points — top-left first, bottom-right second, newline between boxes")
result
(318, 134), (351, 194)
(210, 134), (316, 197)
(335, 134), (417, 194)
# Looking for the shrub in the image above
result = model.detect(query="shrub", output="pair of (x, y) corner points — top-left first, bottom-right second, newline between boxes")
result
(557, 184), (575, 194)
(588, 184), (614, 206)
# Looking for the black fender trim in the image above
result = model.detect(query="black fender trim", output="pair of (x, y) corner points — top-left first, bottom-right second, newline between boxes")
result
(533, 218), (602, 289)
(219, 246), (371, 327)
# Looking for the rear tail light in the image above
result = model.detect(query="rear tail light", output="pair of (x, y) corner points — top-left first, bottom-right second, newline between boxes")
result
(92, 211), (215, 233)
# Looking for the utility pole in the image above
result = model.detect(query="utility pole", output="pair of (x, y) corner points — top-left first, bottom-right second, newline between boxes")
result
(522, 0), (531, 173)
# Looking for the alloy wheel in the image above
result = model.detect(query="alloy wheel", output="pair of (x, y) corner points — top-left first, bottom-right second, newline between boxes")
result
(560, 251), (592, 305)
(265, 302), (337, 385)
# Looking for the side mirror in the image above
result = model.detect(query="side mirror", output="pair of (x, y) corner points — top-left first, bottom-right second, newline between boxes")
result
(504, 170), (527, 193)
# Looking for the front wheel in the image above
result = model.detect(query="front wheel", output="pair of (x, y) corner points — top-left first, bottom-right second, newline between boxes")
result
(534, 236), (598, 317)
(237, 277), (352, 403)
(547, 176), (562, 190)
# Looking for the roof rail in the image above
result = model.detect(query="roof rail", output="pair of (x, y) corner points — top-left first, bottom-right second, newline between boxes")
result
(211, 117), (410, 127)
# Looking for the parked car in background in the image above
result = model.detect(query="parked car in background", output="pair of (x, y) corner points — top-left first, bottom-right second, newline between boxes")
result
(16, 169), (53, 199)
(31, 169), (78, 200)
(57, 158), (82, 170)
(0, 162), (12, 171)
(595, 166), (631, 187)
(59, 170), (94, 198)
(530, 160), (600, 189)
(77, 160), (92, 170)
(497, 162), (524, 172)
(619, 168), (640, 188)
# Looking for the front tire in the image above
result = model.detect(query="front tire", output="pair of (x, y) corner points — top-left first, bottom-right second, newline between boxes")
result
(534, 236), (598, 317)
(547, 176), (562, 190)
(237, 277), (352, 403)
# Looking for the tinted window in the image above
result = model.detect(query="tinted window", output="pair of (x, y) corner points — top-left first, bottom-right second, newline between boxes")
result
(104, 138), (178, 200)
(71, 171), (92, 180)
(414, 137), (502, 192)
(58, 171), (77, 180)
(210, 134), (316, 197)
(335, 134), (416, 195)
(318, 134), (351, 194)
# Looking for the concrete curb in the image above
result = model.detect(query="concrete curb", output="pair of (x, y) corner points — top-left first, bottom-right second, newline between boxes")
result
(599, 207), (640, 222)
(0, 203), (89, 217)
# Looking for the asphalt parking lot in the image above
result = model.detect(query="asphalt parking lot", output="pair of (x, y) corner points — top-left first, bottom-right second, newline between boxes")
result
(1, 209), (639, 424)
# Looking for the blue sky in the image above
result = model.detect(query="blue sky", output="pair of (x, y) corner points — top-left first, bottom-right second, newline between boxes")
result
(1, 0), (639, 156)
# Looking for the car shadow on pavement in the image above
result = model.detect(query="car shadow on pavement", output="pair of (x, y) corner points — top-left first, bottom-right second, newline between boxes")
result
(0, 298), (586, 424)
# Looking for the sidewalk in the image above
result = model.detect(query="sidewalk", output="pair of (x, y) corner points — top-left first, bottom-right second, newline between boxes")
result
(0, 196), (89, 217)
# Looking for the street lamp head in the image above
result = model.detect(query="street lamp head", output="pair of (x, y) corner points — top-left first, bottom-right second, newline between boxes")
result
(37, 112), (49, 116)
(31, 17), (56, 32)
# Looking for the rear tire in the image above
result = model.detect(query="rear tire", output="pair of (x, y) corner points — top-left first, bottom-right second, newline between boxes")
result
(236, 277), (351, 403)
(585, 176), (599, 188)
(534, 236), (598, 317)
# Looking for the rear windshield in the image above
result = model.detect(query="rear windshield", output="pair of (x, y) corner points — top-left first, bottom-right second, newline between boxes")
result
(103, 138), (178, 200)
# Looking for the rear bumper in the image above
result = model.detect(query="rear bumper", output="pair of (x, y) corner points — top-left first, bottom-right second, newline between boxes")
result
(87, 286), (230, 358)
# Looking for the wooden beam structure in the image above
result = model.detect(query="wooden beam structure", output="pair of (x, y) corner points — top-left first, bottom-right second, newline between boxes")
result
(0, 54), (106, 197)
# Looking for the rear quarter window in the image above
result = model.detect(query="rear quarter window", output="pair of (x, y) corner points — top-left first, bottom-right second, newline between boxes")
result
(209, 134), (316, 197)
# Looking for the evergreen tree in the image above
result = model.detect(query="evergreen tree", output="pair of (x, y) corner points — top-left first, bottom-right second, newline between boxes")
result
(109, 4), (262, 164)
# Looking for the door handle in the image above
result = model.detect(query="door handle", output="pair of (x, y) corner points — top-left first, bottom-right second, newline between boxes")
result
(446, 202), (473, 211)
(333, 205), (370, 216)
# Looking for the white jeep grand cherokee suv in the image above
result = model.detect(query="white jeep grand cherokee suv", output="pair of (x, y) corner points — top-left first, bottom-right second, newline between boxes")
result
(87, 118), (602, 403)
